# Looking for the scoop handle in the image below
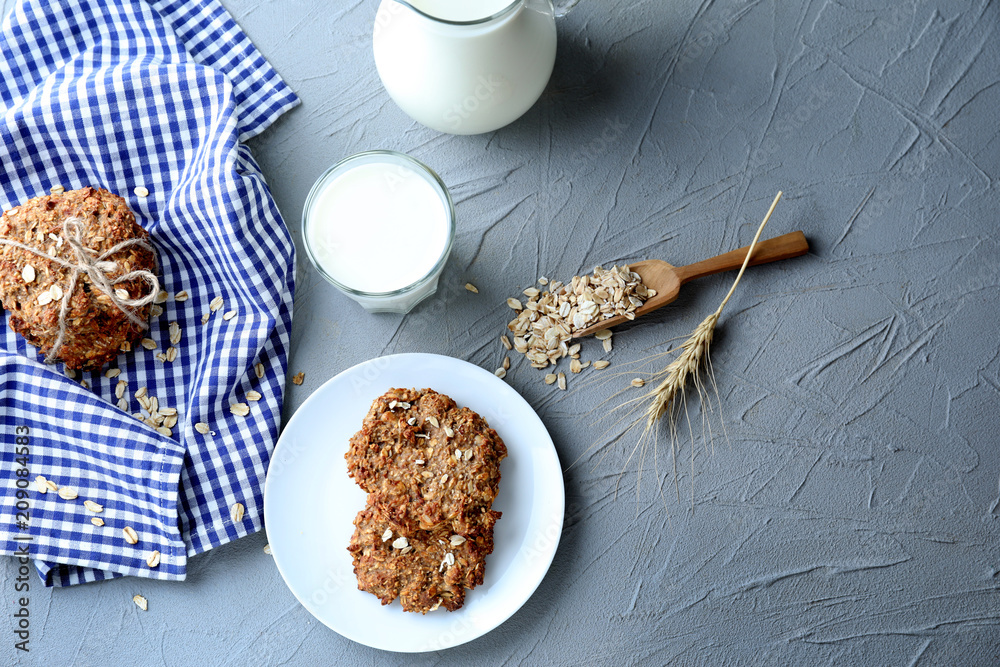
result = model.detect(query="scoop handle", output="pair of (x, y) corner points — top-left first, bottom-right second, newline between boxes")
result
(673, 231), (809, 284)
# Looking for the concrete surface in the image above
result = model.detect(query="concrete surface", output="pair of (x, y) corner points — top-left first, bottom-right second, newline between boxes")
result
(4, 0), (999, 664)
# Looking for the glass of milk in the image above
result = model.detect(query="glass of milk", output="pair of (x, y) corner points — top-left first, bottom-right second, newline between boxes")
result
(373, 0), (559, 135)
(302, 151), (455, 314)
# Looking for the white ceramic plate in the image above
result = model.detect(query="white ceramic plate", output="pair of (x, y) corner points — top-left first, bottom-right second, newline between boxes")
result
(264, 353), (564, 652)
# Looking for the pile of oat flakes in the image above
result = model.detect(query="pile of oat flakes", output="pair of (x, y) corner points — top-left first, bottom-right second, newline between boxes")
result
(490, 264), (655, 390)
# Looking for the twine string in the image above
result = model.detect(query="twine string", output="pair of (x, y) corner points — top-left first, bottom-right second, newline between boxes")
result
(0, 216), (159, 363)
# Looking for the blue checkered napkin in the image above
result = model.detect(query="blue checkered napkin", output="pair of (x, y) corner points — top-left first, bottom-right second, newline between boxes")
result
(0, 0), (299, 585)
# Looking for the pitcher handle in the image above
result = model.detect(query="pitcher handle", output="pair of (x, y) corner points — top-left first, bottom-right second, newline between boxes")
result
(552, 0), (579, 17)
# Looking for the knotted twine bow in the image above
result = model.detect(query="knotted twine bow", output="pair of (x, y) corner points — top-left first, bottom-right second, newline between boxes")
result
(0, 216), (160, 364)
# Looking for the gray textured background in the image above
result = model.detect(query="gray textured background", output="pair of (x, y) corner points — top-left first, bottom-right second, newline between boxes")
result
(4, 0), (1000, 664)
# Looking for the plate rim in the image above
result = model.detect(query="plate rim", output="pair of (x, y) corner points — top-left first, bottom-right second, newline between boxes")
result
(263, 352), (565, 652)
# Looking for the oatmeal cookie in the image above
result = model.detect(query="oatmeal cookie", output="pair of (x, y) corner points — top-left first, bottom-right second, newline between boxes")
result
(0, 187), (157, 370)
(348, 497), (500, 613)
(345, 387), (507, 532)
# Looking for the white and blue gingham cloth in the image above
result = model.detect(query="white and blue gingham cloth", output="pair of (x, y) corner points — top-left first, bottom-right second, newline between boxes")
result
(0, 0), (299, 585)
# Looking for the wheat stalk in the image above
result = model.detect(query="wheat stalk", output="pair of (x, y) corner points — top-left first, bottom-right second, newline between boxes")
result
(636, 191), (783, 502)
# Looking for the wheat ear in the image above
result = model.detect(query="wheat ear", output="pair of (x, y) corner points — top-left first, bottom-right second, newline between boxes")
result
(637, 192), (783, 500)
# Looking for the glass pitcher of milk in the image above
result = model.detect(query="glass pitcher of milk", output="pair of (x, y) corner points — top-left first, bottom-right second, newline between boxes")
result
(373, 0), (563, 135)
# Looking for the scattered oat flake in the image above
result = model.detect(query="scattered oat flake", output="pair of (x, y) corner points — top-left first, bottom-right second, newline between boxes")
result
(116, 398), (129, 411)
(166, 347), (177, 362)
(123, 526), (139, 544)
(154, 290), (168, 304)
(557, 372), (567, 391)
(465, 283), (479, 293)
(382, 528), (393, 542)
(146, 550), (160, 568)
(34, 476), (47, 494)
(195, 422), (211, 435)
(501, 334), (512, 350)
(246, 390), (262, 402)
(231, 502), (245, 523)
(50, 185), (65, 194)
(133, 594), (148, 611)
(155, 426), (172, 437)
(263, 543), (272, 555)
(91, 517), (104, 527)
(631, 378), (645, 388)
(255, 363), (265, 379)
(594, 329), (612, 340)
(84, 500), (104, 513)
(538, 276), (548, 285)
(570, 359), (582, 374)
(230, 402), (250, 417)
(506, 297), (523, 311)
(494, 368), (506, 379)
(58, 486), (78, 500)
(105, 368), (121, 378)
(44, 479), (58, 492)
(174, 290), (189, 302)
(135, 386), (147, 399)
(209, 296), (224, 312)
(392, 536), (408, 550)
(503, 356), (510, 370)
(292, 372), (305, 385)
(134, 186), (149, 197)
(21, 265), (35, 283)
(140, 338), (157, 350)
(66, 368), (76, 379)
(222, 310), (237, 321)
(544, 373), (557, 385)
(603, 337), (613, 353)
(593, 360), (610, 369)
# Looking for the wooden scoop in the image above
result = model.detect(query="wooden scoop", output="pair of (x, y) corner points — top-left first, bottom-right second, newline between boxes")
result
(572, 231), (809, 338)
